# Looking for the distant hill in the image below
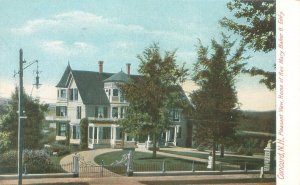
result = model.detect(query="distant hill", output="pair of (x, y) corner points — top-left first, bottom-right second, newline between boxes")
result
(237, 110), (276, 134)
(0, 97), (10, 106)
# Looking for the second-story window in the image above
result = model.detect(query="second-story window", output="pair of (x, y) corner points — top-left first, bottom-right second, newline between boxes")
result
(57, 89), (67, 99)
(170, 109), (180, 122)
(56, 106), (67, 116)
(113, 89), (118, 96)
(69, 88), (78, 101)
(112, 107), (118, 118)
(95, 106), (108, 118)
(77, 106), (81, 119)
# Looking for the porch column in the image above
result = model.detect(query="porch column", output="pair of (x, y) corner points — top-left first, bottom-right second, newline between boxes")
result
(97, 126), (100, 144)
(174, 126), (178, 146)
(92, 126), (95, 144)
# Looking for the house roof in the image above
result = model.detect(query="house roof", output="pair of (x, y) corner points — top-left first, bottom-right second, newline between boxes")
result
(71, 70), (112, 105)
(56, 64), (71, 88)
(56, 65), (140, 105)
(103, 70), (131, 83)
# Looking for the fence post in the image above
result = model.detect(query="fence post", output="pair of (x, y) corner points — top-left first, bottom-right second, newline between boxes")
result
(192, 161), (195, 172)
(126, 150), (134, 176)
(244, 162), (247, 172)
(162, 160), (165, 173)
(219, 162), (223, 172)
(260, 166), (264, 178)
(101, 160), (104, 177)
(72, 153), (79, 177)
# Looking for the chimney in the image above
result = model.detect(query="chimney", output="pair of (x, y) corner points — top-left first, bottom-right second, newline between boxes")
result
(98, 61), (103, 73)
(126, 63), (131, 75)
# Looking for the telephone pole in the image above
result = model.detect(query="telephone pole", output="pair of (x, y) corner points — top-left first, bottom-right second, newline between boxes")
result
(18, 48), (25, 185)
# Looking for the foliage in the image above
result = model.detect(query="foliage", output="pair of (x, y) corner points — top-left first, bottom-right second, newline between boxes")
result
(220, 0), (275, 52)
(0, 132), (11, 153)
(80, 118), (89, 150)
(191, 34), (247, 169)
(242, 67), (275, 90)
(0, 88), (48, 150)
(118, 43), (188, 158)
(0, 149), (54, 174)
(220, 0), (276, 90)
(48, 142), (71, 156)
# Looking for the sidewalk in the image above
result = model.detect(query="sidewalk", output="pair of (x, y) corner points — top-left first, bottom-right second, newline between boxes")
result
(0, 174), (275, 185)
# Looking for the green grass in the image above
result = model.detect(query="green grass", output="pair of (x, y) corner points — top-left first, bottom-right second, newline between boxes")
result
(159, 150), (263, 164)
(95, 150), (208, 172)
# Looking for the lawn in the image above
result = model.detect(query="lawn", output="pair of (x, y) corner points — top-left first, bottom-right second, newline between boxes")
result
(95, 150), (208, 172)
(159, 150), (263, 163)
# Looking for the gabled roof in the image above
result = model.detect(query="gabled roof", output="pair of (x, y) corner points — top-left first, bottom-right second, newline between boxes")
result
(56, 65), (140, 105)
(71, 70), (112, 105)
(56, 64), (71, 88)
(103, 70), (131, 83)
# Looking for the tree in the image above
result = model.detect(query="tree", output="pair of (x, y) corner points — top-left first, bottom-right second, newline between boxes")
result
(220, 0), (276, 90)
(191, 34), (247, 170)
(0, 88), (48, 150)
(118, 43), (188, 158)
(80, 118), (89, 150)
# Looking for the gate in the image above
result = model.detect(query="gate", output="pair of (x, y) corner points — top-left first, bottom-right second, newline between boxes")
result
(77, 150), (134, 178)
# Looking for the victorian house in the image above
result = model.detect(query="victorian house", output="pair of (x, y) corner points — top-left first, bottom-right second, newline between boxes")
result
(55, 61), (191, 149)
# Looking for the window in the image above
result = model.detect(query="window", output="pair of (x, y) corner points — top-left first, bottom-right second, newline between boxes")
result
(113, 89), (118, 96)
(171, 109), (180, 121)
(94, 106), (98, 117)
(56, 106), (67, 116)
(103, 107), (108, 118)
(74, 89), (78, 100)
(57, 122), (66, 136)
(102, 127), (111, 139)
(89, 127), (93, 139)
(120, 107), (125, 118)
(116, 127), (123, 140)
(112, 107), (118, 118)
(69, 89), (73, 100)
(57, 89), (67, 98)
(177, 126), (182, 138)
(94, 127), (97, 139)
(69, 88), (78, 101)
(77, 106), (81, 119)
(96, 106), (108, 118)
(72, 125), (80, 139)
(120, 92), (125, 102)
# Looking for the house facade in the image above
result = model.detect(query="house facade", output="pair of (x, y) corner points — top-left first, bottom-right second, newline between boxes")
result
(55, 62), (190, 149)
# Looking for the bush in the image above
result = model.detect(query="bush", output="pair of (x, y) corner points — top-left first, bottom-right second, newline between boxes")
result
(0, 150), (17, 173)
(0, 150), (55, 174)
(49, 143), (71, 156)
(23, 149), (53, 173)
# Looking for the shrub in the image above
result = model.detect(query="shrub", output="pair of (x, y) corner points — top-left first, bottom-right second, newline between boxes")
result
(23, 149), (53, 173)
(0, 150), (55, 174)
(0, 150), (18, 173)
(49, 142), (71, 156)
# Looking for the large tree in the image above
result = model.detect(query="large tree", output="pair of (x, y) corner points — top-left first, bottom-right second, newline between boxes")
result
(220, 0), (276, 90)
(118, 43), (188, 158)
(0, 88), (48, 150)
(191, 34), (247, 170)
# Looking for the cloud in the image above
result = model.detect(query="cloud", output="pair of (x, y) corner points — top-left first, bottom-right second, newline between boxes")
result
(11, 11), (144, 35)
(39, 40), (98, 57)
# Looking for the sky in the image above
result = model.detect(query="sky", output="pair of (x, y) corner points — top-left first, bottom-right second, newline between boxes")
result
(0, 0), (275, 111)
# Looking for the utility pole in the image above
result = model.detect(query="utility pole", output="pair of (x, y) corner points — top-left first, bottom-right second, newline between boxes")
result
(15, 49), (40, 185)
(18, 48), (25, 185)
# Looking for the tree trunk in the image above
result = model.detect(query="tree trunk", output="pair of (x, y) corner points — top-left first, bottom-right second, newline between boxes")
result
(220, 144), (225, 158)
(152, 133), (157, 158)
(212, 140), (216, 171)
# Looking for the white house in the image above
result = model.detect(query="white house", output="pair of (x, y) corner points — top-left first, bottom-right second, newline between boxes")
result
(55, 61), (191, 149)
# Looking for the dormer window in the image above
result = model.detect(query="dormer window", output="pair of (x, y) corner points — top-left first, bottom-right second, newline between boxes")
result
(113, 89), (119, 97)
